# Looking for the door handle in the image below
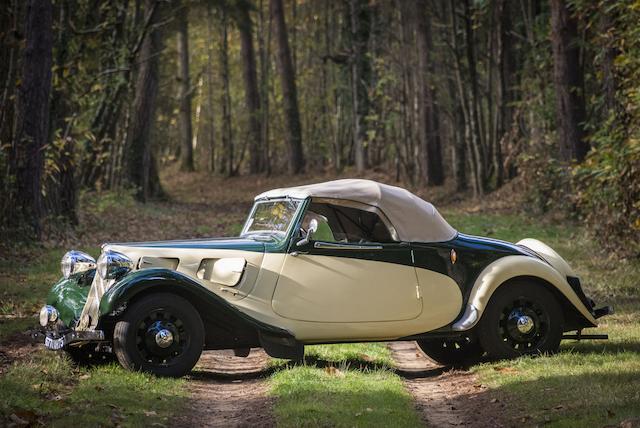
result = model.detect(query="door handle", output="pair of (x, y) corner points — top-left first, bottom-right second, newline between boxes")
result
(313, 242), (383, 250)
(291, 251), (309, 257)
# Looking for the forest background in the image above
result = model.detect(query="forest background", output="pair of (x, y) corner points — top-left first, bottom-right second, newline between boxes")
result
(0, 0), (638, 258)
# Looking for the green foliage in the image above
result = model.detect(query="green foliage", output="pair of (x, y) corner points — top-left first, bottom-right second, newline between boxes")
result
(574, 136), (640, 257)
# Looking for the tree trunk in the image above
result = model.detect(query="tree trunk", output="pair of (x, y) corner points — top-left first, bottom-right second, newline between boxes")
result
(219, 7), (234, 176)
(270, 0), (304, 174)
(462, 0), (486, 195)
(257, 0), (272, 174)
(10, 0), (53, 238)
(125, 0), (163, 202)
(414, 0), (443, 186)
(48, 0), (77, 223)
(176, 0), (194, 171)
(237, 4), (264, 174)
(350, 0), (371, 173)
(550, 0), (588, 162)
(206, 2), (216, 173)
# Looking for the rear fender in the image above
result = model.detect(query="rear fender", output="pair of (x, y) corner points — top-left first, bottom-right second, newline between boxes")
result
(454, 255), (597, 331)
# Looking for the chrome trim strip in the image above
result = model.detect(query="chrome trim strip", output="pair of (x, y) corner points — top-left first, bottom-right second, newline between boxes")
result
(313, 241), (384, 250)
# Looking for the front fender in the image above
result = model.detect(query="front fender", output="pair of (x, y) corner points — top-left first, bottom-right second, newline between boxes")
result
(98, 268), (292, 338)
(457, 255), (597, 330)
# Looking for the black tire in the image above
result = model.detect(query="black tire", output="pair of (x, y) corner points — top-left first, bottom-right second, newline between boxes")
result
(65, 344), (115, 366)
(477, 281), (564, 360)
(113, 293), (204, 377)
(417, 336), (485, 367)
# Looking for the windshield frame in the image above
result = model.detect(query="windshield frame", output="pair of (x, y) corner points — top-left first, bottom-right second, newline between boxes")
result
(240, 197), (305, 240)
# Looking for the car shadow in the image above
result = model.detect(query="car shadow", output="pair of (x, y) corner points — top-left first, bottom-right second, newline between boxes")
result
(560, 339), (640, 355)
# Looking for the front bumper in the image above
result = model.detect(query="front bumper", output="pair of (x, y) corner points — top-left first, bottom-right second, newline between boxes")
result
(36, 329), (106, 350)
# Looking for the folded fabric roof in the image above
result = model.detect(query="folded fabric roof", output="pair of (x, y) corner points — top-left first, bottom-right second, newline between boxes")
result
(255, 179), (457, 242)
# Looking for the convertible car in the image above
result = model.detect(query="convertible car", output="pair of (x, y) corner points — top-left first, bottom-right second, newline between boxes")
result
(37, 179), (611, 376)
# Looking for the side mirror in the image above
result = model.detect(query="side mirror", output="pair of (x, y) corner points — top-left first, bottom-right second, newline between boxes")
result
(296, 218), (318, 247)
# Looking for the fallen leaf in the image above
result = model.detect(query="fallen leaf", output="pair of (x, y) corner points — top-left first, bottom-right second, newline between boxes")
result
(620, 418), (640, 428)
(365, 408), (373, 413)
(553, 405), (564, 410)
(79, 374), (91, 380)
(493, 367), (518, 374)
(9, 413), (29, 426)
(324, 366), (345, 378)
(490, 398), (499, 403)
(358, 353), (373, 362)
(144, 410), (158, 417)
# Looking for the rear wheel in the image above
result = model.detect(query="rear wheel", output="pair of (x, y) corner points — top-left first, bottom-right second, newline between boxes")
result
(477, 281), (564, 360)
(113, 293), (204, 377)
(417, 336), (485, 366)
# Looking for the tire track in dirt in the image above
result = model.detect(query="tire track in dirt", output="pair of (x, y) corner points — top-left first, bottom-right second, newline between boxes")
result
(172, 348), (275, 428)
(388, 341), (507, 427)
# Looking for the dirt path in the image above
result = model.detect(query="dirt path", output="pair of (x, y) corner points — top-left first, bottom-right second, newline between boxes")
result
(172, 348), (275, 428)
(388, 341), (507, 427)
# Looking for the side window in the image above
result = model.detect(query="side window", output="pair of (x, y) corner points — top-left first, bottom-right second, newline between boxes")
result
(302, 202), (395, 243)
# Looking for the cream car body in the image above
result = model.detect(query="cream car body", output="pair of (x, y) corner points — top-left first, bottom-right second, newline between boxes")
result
(38, 179), (610, 376)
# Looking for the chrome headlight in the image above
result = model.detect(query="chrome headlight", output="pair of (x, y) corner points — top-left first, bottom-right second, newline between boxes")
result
(39, 305), (58, 327)
(61, 251), (96, 279)
(97, 250), (134, 280)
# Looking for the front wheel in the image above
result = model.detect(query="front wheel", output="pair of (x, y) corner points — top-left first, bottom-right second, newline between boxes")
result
(477, 281), (564, 360)
(113, 293), (204, 377)
(417, 336), (485, 367)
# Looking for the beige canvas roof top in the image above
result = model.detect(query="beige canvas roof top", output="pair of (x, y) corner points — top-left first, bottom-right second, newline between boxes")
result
(255, 179), (457, 242)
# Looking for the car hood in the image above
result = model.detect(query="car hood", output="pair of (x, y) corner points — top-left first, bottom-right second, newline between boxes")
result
(104, 236), (266, 253)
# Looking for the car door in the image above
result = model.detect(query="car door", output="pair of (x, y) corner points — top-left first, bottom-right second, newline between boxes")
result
(271, 200), (422, 323)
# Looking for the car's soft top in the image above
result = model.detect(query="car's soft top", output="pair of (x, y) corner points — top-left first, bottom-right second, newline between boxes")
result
(255, 179), (457, 242)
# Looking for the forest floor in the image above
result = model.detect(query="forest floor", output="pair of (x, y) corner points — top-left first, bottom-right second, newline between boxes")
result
(1, 168), (639, 427)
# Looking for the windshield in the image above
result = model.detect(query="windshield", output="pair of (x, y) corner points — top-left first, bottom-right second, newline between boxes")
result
(241, 199), (302, 238)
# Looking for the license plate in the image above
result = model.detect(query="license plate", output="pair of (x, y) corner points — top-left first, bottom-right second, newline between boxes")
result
(44, 336), (65, 350)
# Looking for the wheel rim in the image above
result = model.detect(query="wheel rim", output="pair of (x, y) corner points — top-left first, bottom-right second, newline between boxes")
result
(136, 308), (189, 366)
(498, 298), (550, 352)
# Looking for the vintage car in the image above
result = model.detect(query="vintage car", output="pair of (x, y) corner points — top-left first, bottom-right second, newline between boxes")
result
(38, 179), (611, 376)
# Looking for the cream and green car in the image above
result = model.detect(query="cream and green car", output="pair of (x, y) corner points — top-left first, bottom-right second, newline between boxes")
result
(38, 179), (611, 376)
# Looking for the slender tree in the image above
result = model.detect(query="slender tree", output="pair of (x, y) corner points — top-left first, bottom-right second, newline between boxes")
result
(10, 0), (53, 237)
(270, 0), (304, 174)
(48, 0), (77, 223)
(219, 6), (234, 176)
(235, 1), (264, 174)
(206, 2), (216, 173)
(413, 0), (443, 185)
(550, 0), (588, 162)
(350, 0), (371, 173)
(125, 0), (163, 201)
(176, 0), (194, 171)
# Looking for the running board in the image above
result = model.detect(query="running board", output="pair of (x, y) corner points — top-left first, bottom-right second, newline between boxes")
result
(562, 332), (608, 340)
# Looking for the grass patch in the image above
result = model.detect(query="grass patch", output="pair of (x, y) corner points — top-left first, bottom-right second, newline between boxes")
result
(447, 210), (640, 427)
(269, 343), (421, 427)
(0, 350), (186, 427)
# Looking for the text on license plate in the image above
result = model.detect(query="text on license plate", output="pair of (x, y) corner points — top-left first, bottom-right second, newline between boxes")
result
(44, 336), (65, 350)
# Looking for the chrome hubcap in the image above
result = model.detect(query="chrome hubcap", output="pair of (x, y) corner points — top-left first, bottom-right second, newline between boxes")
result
(516, 315), (535, 334)
(155, 329), (174, 348)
